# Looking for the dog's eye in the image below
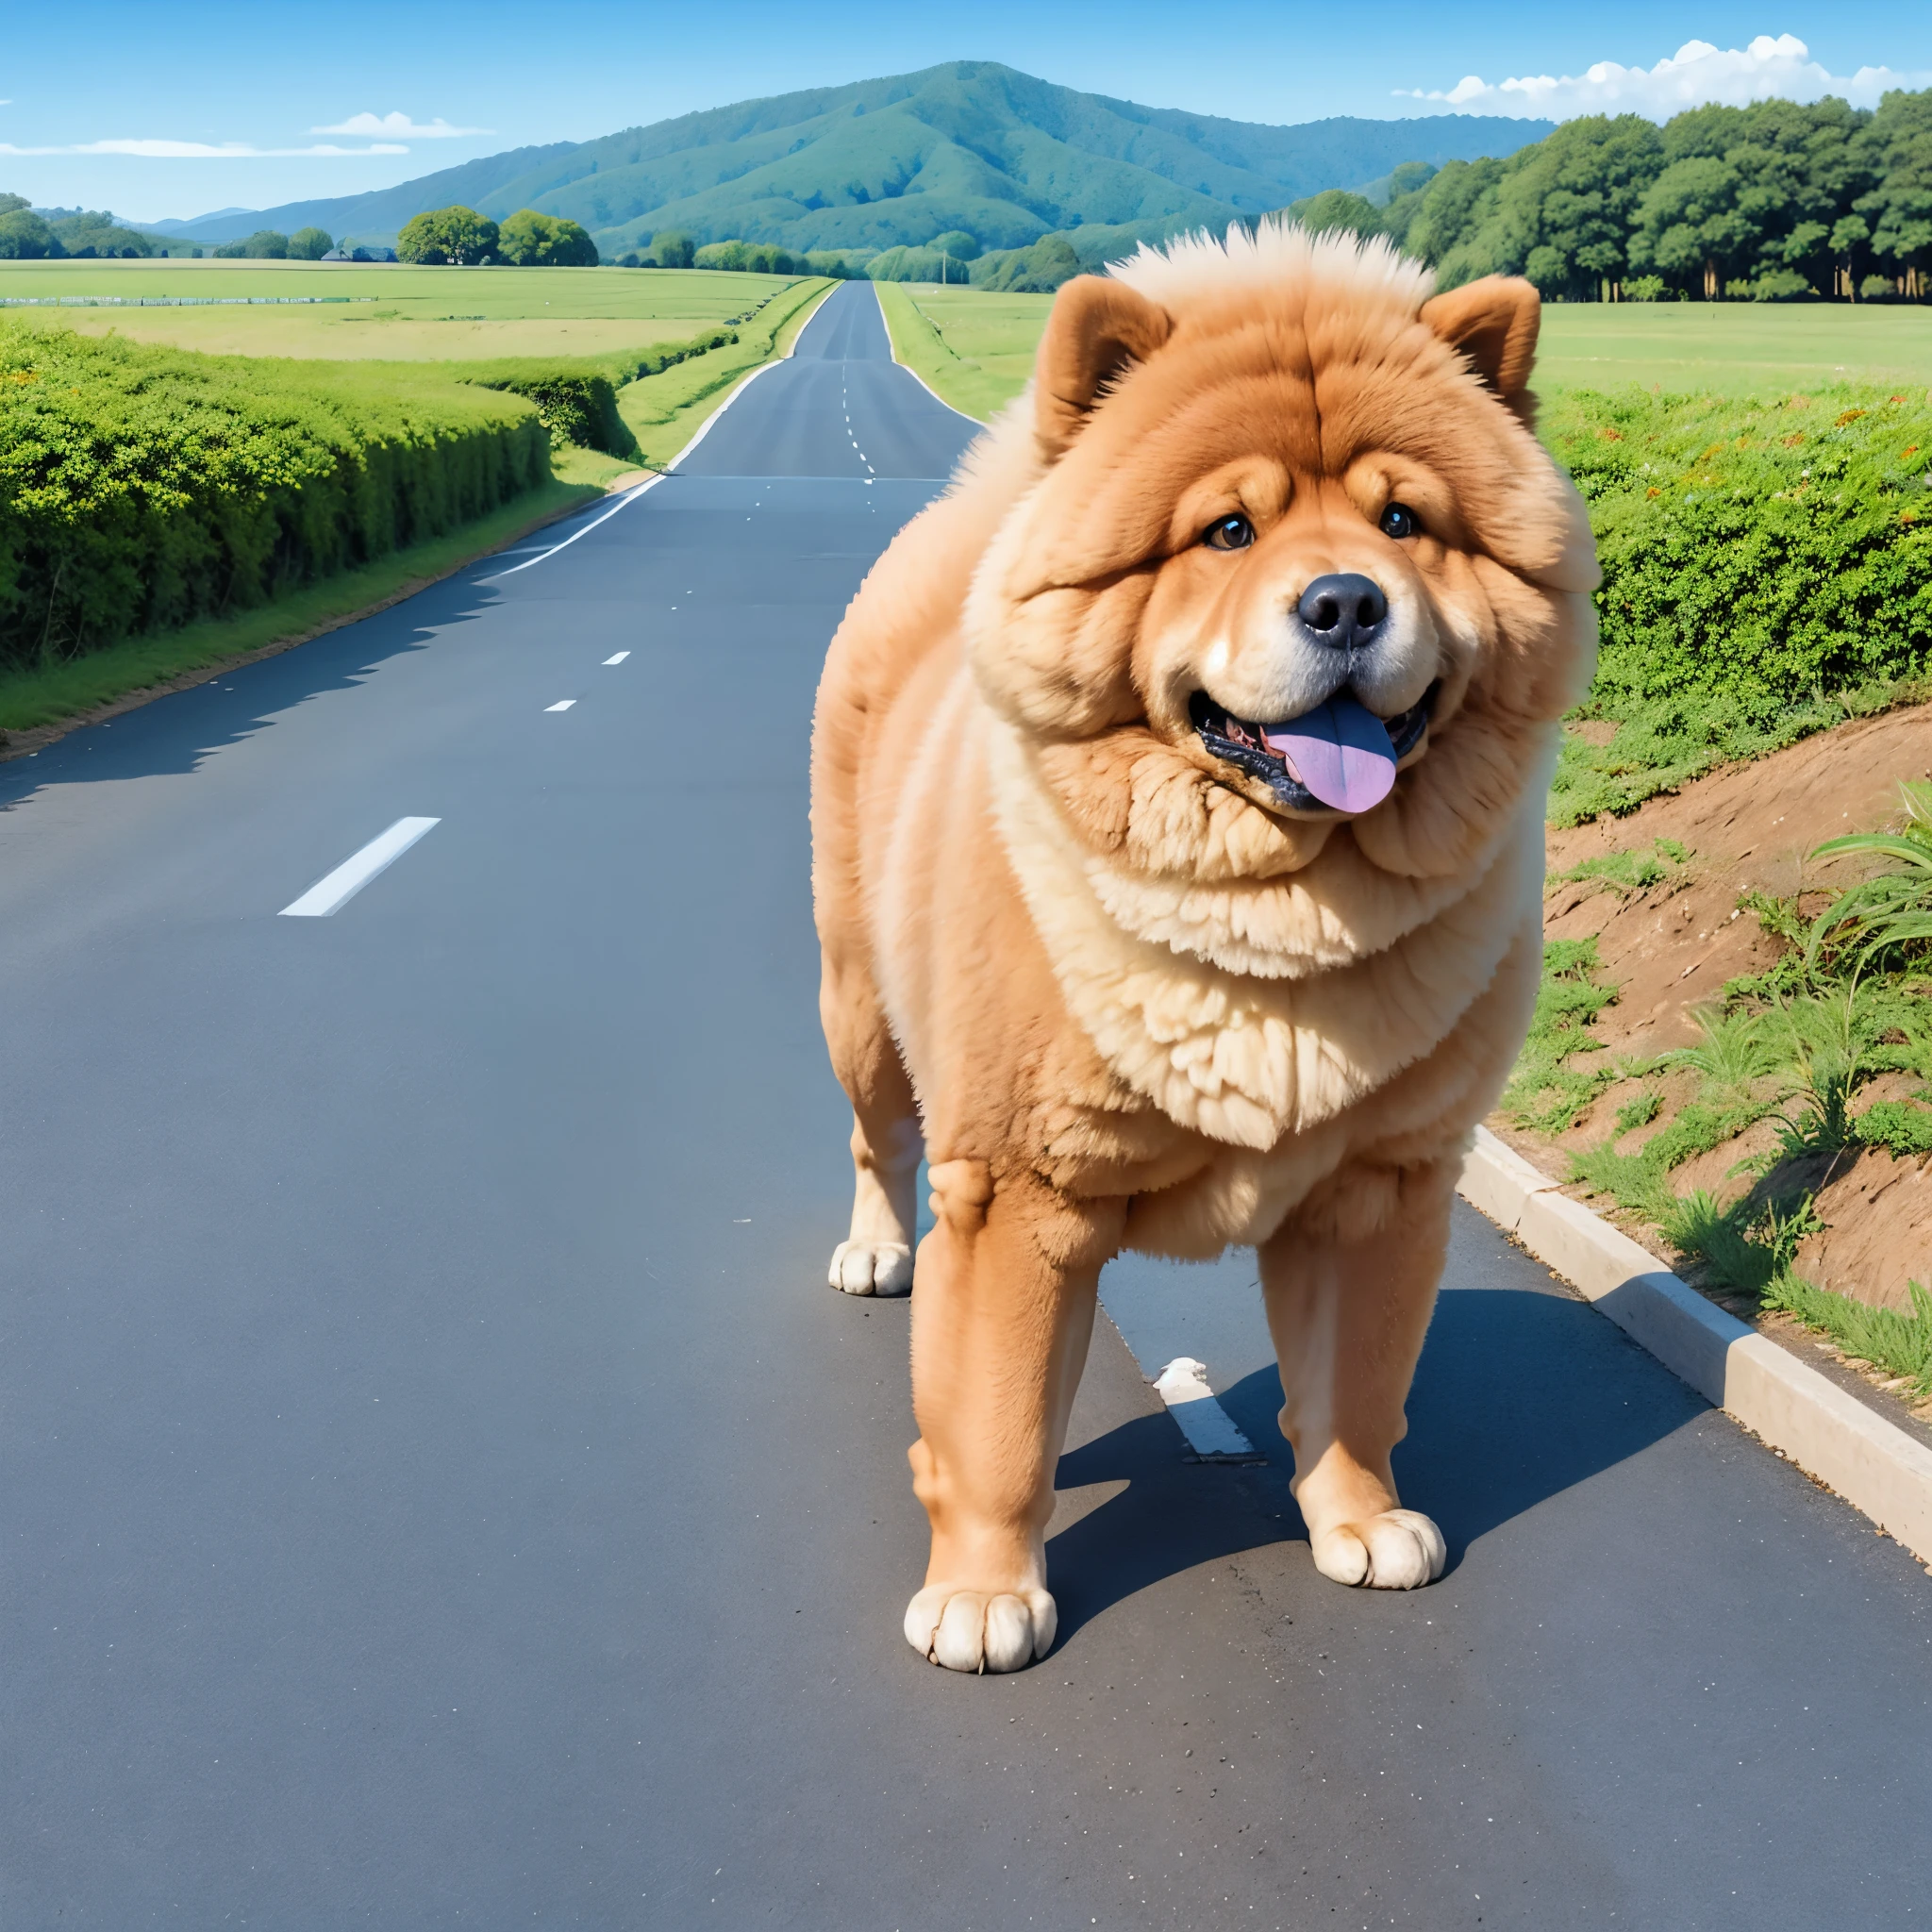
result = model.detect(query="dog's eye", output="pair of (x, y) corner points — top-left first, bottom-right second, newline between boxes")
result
(1378, 502), (1421, 540)
(1204, 514), (1255, 551)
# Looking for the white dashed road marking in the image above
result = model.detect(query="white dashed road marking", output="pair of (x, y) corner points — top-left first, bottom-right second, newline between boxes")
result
(544, 700), (576, 712)
(280, 817), (441, 919)
(603, 651), (630, 665)
(1153, 1358), (1258, 1461)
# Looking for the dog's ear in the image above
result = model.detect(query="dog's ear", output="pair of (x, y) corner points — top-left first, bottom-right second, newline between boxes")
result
(1420, 275), (1540, 406)
(1033, 275), (1172, 460)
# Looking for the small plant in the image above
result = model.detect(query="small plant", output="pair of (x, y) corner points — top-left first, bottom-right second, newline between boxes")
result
(1855, 1098), (1932, 1158)
(1500, 939), (1621, 1134)
(1760, 1275), (1932, 1400)
(1807, 779), (1932, 971)
(1614, 1090), (1662, 1133)
(1738, 887), (1808, 948)
(1549, 838), (1692, 899)
(1661, 1005), (1783, 1112)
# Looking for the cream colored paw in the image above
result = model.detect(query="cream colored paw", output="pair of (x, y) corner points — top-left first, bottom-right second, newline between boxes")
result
(828, 1240), (913, 1297)
(1309, 1508), (1446, 1590)
(903, 1584), (1057, 1673)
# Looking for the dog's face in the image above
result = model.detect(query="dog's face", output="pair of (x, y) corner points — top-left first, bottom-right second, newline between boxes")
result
(965, 232), (1598, 881)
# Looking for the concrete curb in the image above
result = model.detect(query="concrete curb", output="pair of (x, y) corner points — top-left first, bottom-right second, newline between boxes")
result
(1459, 1125), (1932, 1565)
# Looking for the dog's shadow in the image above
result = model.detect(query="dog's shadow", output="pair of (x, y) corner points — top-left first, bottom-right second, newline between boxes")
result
(1046, 1283), (1705, 1643)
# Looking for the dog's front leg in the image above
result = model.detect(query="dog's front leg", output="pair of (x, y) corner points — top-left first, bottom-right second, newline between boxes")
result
(1259, 1158), (1456, 1591)
(902, 1162), (1124, 1673)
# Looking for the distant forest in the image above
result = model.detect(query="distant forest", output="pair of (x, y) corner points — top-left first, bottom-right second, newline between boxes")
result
(1291, 90), (1932, 303)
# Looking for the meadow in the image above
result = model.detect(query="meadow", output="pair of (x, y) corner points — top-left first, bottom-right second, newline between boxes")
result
(879, 285), (1932, 421)
(0, 270), (833, 731)
(0, 259), (800, 362)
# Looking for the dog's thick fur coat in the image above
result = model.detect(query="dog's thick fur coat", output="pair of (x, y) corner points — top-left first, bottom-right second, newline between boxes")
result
(811, 225), (1598, 1673)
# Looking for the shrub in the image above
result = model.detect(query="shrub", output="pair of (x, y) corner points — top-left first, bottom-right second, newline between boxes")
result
(694, 239), (802, 275)
(1624, 275), (1668, 301)
(1548, 385), (1932, 723)
(651, 230), (695, 269)
(1860, 274), (1899, 302)
(462, 365), (633, 456)
(0, 325), (551, 668)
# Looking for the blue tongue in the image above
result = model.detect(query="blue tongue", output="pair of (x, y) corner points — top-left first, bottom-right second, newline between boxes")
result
(1259, 695), (1398, 812)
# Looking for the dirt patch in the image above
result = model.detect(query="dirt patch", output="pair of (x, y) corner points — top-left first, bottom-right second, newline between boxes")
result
(1542, 701), (1932, 1058)
(1495, 704), (1932, 1423)
(1794, 1148), (1932, 1314)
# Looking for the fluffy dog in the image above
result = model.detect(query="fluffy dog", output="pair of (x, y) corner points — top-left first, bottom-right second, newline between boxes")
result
(810, 225), (1597, 1674)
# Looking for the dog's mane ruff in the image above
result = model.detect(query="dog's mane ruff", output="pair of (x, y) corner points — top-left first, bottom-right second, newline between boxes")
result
(1107, 219), (1434, 318)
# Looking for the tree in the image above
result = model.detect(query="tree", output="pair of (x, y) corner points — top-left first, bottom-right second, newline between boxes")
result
(651, 229), (694, 268)
(1855, 89), (1932, 288)
(1287, 189), (1383, 241)
(0, 192), (28, 216)
(0, 208), (59, 258)
(397, 206), (499, 266)
(496, 208), (597, 267)
(288, 226), (333, 260)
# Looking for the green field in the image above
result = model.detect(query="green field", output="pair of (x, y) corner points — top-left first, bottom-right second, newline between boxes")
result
(880, 285), (1932, 421)
(0, 258), (799, 362)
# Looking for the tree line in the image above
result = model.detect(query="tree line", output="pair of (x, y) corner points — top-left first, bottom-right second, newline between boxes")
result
(1289, 86), (1932, 302)
(0, 196), (161, 259)
(397, 207), (599, 267)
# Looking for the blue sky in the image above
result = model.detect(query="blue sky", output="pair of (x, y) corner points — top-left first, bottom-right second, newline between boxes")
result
(6, 2), (1928, 223)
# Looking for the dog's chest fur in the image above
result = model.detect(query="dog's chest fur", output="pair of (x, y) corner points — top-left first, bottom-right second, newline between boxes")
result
(980, 708), (1546, 1249)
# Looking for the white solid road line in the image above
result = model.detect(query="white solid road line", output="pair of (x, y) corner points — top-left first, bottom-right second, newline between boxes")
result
(483, 476), (664, 581)
(544, 700), (576, 712)
(1152, 1357), (1259, 1461)
(279, 817), (441, 919)
(603, 651), (630, 665)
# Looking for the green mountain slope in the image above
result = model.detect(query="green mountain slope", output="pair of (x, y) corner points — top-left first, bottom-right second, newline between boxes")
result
(160, 63), (1551, 258)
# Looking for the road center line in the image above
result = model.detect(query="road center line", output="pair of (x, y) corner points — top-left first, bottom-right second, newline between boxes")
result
(279, 817), (441, 919)
(603, 652), (630, 665)
(544, 700), (576, 712)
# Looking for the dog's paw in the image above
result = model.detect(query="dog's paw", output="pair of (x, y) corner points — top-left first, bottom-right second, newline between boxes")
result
(828, 1240), (913, 1297)
(904, 1584), (1057, 1673)
(1310, 1508), (1446, 1590)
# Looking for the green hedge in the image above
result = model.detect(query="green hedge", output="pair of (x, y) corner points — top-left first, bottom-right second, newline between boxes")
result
(1552, 385), (1932, 709)
(459, 324), (740, 457)
(463, 365), (632, 456)
(1545, 384), (1932, 821)
(0, 324), (551, 668)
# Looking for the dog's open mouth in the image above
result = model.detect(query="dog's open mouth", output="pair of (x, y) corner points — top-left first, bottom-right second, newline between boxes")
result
(1189, 684), (1437, 814)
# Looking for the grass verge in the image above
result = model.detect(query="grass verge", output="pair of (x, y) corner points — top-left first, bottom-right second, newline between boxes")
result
(874, 281), (1036, 421)
(619, 277), (835, 468)
(0, 475), (599, 741)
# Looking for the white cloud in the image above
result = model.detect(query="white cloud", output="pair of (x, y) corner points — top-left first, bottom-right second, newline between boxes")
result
(0, 139), (409, 158)
(311, 111), (492, 139)
(1396, 33), (1931, 119)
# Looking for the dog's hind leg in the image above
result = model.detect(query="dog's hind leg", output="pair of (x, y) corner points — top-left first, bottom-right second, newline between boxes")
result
(1258, 1158), (1456, 1591)
(901, 1166), (1124, 1673)
(820, 951), (922, 1297)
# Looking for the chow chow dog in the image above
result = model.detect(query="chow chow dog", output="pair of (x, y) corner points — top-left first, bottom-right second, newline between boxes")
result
(810, 225), (1597, 1674)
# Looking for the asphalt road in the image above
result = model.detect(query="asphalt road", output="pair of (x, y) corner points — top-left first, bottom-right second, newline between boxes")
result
(3, 280), (1929, 1929)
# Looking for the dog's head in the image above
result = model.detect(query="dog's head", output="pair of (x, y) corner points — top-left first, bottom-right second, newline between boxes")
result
(964, 225), (1598, 884)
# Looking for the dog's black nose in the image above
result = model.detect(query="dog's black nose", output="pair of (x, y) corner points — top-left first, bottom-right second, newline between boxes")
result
(1297, 573), (1388, 648)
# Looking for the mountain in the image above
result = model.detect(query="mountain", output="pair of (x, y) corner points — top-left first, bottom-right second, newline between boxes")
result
(154, 142), (581, 244)
(160, 63), (1553, 258)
